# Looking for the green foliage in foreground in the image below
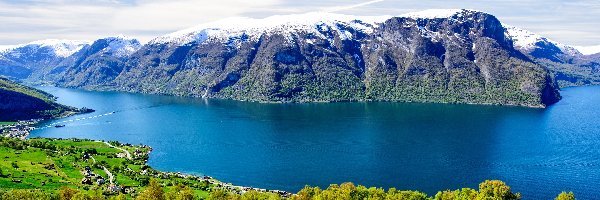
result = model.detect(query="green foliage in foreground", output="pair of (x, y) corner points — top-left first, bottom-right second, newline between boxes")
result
(0, 180), (576, 200)
(0, 137), (576, 200)
(554, 192), (576, 200)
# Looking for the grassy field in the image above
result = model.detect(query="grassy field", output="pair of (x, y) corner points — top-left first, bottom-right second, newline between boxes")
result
(0, 122), (16, 126)
(0, 137), (212, 199)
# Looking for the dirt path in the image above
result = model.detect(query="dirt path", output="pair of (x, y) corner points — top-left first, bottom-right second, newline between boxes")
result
(102, 141), (132, 160)
(90, 155), (114, 184)
(102, 166), (114, 184)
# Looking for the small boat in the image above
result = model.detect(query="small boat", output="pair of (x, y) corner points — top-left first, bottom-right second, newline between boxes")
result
(54, 125), (65, 128)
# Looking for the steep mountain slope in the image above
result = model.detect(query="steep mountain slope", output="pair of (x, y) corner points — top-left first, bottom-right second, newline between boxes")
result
(505, 26), (600, 87)
(0, 9), (566, 108)
(0, 40), (89, 80)
(110, 9), (559, 107)
(0, 77), (83, 121)
(45, 36), (142, 88)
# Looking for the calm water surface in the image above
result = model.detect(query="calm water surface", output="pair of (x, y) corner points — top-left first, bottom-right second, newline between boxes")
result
(30, 86), (600, 199)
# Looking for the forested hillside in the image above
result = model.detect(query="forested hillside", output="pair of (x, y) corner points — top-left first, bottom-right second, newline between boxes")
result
(0, 77), (80, 121)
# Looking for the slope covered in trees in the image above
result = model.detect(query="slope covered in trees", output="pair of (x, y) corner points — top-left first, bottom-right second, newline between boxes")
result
(0, 77), (84, 121)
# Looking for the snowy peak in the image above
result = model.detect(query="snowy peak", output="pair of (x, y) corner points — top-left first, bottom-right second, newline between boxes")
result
(151, 12), (391, 45)
(573, 45), (600, 56)
(0, 39), (90, 57)
(399, 9), (483, 19)
(96, 35), (142, 57)
(504, 25), (580, 56)
(151, 9), (496, 46)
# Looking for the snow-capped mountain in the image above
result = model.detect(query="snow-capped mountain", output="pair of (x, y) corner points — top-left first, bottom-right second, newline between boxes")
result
(151, 12), (391, 46)
(504, 26), (600, 57)
(573, 45), (600, 56)
(6, 9), (600, 106)
(503, 25), (600, 87)
(39, 36), (142, 87)
(0, 39), (90, 58)
(0, 39), (90, 79)
(100, 35), (142, 57)
(504, 25), (580, 58)
(109, 9), (560, 107)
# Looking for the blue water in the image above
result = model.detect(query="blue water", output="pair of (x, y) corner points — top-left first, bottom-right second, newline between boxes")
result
(30, 86), (600, 199)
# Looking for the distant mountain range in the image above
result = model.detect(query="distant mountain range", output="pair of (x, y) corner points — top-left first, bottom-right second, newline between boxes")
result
(1, 9), (599, 108)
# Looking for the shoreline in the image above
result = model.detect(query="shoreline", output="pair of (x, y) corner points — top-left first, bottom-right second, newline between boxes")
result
(2, 119), (294, 197)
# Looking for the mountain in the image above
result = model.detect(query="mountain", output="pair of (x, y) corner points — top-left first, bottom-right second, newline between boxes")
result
(0, 77), (87, 121)
(47, 36), (142, 88)
(0, 40), (89, 80)
(0, 9), (567, 107)
(504, 26), (600, 87)
(573, 45), (600, 56)
(108, 9), (559, 107)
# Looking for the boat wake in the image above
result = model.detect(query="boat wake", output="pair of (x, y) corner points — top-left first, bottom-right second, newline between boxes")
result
(36, 111), (116, 130)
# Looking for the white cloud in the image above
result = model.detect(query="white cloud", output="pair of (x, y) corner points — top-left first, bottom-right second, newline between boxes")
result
(0, 0), (281, 44)
(324, 0), (385, 12)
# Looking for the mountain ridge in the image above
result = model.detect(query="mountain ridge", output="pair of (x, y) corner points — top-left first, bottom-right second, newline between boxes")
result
(4, 9), (598, 107)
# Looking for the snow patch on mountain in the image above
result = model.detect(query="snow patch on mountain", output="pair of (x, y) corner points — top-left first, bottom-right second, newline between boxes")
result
(0, 45), (18, 52)
(0, 39), (90, 57)
(151, 12), (391, 45)
(573, 45), (600, 55)
(504, 25), (580, 56)
(103, 35), (142, 57)
(400, 9), (477, 19)
(152, 9), (497, 47)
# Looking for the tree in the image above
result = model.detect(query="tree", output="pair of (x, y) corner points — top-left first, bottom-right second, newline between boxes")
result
(165, 184), (196, 200)
(1, 190), (53, 200)
(241, 190), (280, 200)
(59, 187), (80, 200)
(434, 188), (478, 200)
(208, 189), (241, 200)
(476, 180), (521, 200)
(137, 179), (165, 200)
(110, 194), (127, 200)
(71, 190), (106, 200)
(555, 192), (575, 200)
(294, 186), (321, 200)
(385, 190), (429, 200)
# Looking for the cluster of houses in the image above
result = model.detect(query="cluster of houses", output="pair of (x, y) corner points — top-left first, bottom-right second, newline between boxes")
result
(80, 152), (135, 194)
(80, 165), (106, 186)
(1, 119), (41, 139)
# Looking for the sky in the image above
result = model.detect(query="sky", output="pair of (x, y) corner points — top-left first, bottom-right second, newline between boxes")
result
(0, 0), (598, 46)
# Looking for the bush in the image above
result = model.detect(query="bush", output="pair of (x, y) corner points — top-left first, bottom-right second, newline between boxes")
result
(555, 192), (575, 200)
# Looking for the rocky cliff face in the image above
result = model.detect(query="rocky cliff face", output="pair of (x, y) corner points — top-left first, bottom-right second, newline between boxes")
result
(0, 9), (565, 107)
(110, 9), (560, 107)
